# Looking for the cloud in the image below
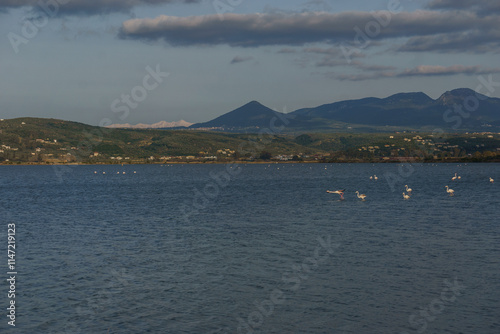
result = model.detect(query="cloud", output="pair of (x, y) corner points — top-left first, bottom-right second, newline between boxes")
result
(120, 12), (361, 46)
(354, 63), (396, 71)
(399, 65), (496, 76)
(427, 0), (500, 15)
(120, 10), (497, 49)
(303, 47), (344, 56)
(399, 30), (500, 53)
(230, 56), (254, 64)
(333, 65), (500, 81)
(0, 0), (200, 16)
(317, 58), (395, 70)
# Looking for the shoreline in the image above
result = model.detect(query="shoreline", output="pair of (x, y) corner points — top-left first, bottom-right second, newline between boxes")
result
(1, 159), (499, 166)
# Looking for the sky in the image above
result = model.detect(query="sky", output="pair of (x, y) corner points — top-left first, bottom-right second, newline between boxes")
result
(0, 0), (499, 126)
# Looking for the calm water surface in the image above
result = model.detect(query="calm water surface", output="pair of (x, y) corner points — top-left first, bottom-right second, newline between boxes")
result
(0, 163), (499, 333)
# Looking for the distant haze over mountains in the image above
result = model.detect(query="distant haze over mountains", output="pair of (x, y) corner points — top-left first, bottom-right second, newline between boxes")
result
(108, 120), (193, 129)
(189, 88), (500, 132)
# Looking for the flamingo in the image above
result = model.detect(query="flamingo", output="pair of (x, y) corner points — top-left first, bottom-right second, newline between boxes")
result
(327, 189), (345, 200)
(355, 191), (367, 201)
(405, 185), (412, 193)
(490, 177), (494, 183)
(374, 175), (378, 180)
(403, 192), (410, 200)
(369, 176), (373, 180)
(445, 186), (454, 196)
(452, 173), (457, 181)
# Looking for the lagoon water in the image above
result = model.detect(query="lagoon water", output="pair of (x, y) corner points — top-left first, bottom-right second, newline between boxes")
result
(1, 163), (499, 333)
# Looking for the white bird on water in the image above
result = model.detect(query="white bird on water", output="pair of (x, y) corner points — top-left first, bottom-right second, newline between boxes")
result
(445, 186), (454, 196)
(374, 175), (378, 180)
(490, 177), (494, 183)
(405, 185), (412, 193)
(327, 189), (345, 200)
(403, 192), (410, 200)
(355, 191), (367, 201)
(452, 173), (457, 181)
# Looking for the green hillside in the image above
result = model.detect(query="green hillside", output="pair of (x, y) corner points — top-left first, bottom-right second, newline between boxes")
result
(1, 117), (499, 164)
(0, 117), (319, 163)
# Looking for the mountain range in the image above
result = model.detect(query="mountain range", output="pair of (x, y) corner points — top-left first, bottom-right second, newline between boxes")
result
(189, 88), (500, 132)
(107, 120), (193, 129)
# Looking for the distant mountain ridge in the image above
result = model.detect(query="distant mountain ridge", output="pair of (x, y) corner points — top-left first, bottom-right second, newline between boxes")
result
(108, 120), (193, 129)
(190, 88), (500, 132)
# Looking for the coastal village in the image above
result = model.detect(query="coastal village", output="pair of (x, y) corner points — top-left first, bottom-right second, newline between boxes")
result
(1, 127), (499, 164)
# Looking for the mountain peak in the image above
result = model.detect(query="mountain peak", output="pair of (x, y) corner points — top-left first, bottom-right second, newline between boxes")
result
(190, 100), (279, 129)
(383, 92), (433, 104)
(239, 100), (270, 110)
(246, 100), (263, 106)
(449, 88), (477, 96)
(437, 88), (483, 105)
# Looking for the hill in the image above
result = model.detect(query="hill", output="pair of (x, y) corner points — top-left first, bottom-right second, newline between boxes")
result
(0, 117), (316, 164)
(1, 117), (499, 164)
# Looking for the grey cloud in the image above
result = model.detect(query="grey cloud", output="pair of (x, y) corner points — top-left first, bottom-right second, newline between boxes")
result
(399, 30), (500, 53)
(400, 65), (494, 76)
(0, 0), (200, 16)
(333, 72), (393, 81)
(355, 63), (396, 71)
(316, 57), (395, 70)
(230, 56), (254, 64)
(315, 58), (346, 67)
(279, 46), (365, 69)
(334, 65), (500, 81)
(427, 0), (500, 15)
(120, 10), (496, 48)
(303, 47), (344, 56)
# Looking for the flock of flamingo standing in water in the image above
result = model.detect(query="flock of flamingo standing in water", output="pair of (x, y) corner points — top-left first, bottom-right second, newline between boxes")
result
(327, 173), (495, 201)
